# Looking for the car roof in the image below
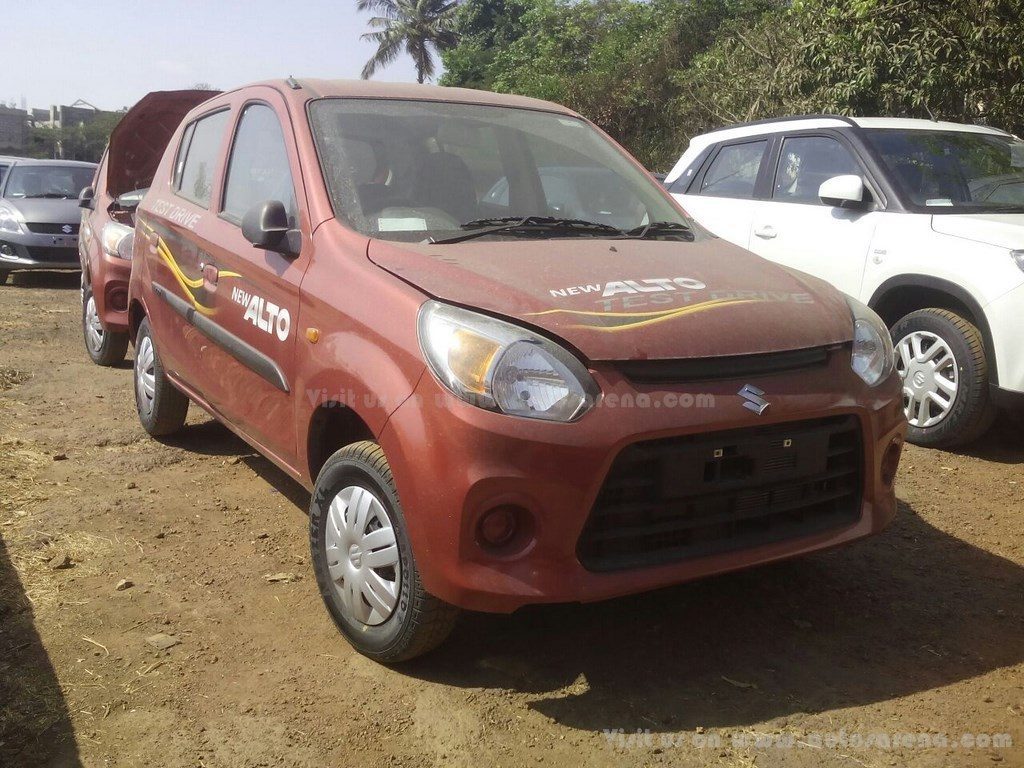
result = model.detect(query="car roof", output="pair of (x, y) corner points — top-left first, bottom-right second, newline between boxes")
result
(224, 78), (581, 118)
(688, 115), (1012, 151)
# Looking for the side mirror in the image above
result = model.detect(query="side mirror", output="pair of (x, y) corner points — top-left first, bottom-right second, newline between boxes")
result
(241, 200), (301, 257)
(818, 174), (868, 208)
(115, 188), (147, 210)
(78, 185), (95, 210)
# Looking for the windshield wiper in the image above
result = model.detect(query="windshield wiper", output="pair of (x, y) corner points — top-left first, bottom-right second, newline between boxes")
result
(24, 193), (72, 199)
(430, 216), (625, 244)
(623, 221), (694, 240)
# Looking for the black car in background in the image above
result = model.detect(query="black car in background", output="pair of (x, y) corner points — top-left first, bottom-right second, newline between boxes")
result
(0, 156), (96, 284)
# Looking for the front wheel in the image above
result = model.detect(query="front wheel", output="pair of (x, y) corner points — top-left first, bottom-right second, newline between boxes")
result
(310, 441), (458, 662)
(133, 317), (189, 436)
(891, 308), (995, 448)
(82, 288), (128, 366)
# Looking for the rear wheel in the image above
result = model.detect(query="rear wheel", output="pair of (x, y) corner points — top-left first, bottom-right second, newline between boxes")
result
(891, 308), (995, 448)
(310, 441), (458, 662)
(133, 317), (189, 436)
(82, 288), (128, 366)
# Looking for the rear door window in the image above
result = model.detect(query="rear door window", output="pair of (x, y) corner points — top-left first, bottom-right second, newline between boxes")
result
(700, 141), (767, 198)
(175, 110), (230, 208)
(221, 104), (297, 225)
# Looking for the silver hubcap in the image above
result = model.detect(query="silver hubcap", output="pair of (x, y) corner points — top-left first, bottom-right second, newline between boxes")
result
(896, 330), (959, 428)
(84, 295), (104, 353)
(135, 336), (156, 416)
(325, 485), (401, 626)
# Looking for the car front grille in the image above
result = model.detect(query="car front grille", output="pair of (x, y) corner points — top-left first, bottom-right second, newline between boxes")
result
(615, 346), (834, 385)
(25, 245), (78, 263)
(577, 415), (863, 572)
(25, 222), (79, 235)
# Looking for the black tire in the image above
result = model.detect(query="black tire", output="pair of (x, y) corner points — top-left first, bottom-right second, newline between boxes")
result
(310, 440), (458, 662)
(82, 287), (129, 366)
(133, 317), (189, 436)
(891, 308), (996, 449)
(0, 270), (9, 285)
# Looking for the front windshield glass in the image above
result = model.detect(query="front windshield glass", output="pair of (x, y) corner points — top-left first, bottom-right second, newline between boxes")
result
(3, 164), (94, 200)
(308, 98), (688, 242)
(864, 128), (1024, 211)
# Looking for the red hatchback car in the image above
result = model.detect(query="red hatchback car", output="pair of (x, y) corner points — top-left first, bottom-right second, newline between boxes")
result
(79, 90), (218, 365)
(126, 79), (906, 661)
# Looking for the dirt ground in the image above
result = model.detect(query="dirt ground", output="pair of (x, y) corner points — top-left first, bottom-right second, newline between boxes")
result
(0, 271), (1021, 768)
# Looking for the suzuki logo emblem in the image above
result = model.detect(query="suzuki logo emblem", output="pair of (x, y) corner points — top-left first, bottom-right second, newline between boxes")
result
(739, 384), (769, 415)
(61, 224), (73, 234)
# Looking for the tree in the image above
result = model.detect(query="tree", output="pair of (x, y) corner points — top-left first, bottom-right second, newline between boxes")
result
(358, 0), (458, 84)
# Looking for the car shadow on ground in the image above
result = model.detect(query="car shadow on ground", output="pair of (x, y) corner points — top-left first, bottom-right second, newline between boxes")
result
(163, 418), (310, 510)
(405, 501), (1024, 733)
(4, 271), (80, 290)
(0, 536), (81, 766)
(959, 418), (1024, 464)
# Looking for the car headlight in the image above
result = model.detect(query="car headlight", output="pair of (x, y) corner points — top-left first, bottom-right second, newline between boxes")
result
(417, 300), (598, 422)
(847, 296), (894, 387)
(0, 202), (25, 234)
(101, 222), (134, 260)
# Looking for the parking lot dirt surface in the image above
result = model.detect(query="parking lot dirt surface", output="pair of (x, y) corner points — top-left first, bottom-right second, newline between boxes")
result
(1, 272), (1022, 768)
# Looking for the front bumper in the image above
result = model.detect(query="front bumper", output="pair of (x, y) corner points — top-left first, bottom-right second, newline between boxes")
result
(985, 282), (1024, 395)
(81, 236), (131, 332)
(0, 231), (80, 270)
(379, 350), (907, 613)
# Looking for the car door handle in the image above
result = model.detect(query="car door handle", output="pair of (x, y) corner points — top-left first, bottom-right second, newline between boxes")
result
(754, 225), (777, 239)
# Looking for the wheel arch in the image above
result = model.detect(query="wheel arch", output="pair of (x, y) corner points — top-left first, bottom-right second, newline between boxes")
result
(868, 275), (997, 385)
(306, 401), (376, 483)
(127, 298), (147, 342)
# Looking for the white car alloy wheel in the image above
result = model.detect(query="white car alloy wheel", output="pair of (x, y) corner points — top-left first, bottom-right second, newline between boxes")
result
(135, 335), (156, 418)
(895, 330), (959, 428)
(324, 485), (401, 626)
(84, 294), (105, 354)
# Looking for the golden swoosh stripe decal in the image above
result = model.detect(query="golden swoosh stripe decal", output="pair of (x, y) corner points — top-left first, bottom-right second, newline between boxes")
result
(528, 298), (761, 332)
(139, 221), (243, 316)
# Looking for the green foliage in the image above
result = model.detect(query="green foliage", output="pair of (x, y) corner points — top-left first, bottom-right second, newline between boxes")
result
(441, 0), (1024, 171)
(26, 111), (124, 163)
(443, 0), (777, 168)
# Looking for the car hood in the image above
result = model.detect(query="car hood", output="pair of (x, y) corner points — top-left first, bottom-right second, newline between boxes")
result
(107, 89), (219, 196)
(930, 213), (1024, 250)
(4, 197), (80, 225)
(368, 236), (854, 361)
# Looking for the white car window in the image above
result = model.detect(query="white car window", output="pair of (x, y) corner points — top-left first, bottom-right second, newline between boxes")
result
(700, 141), (767, 199)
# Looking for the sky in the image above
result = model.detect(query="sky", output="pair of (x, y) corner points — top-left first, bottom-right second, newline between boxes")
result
(4, 0), (422, 112)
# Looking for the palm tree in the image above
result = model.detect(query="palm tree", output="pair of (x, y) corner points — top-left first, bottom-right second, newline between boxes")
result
(358, 0), (458, 84)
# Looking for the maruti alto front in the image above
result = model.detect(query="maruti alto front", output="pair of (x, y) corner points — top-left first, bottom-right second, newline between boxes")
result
(128, 80), (906, 661)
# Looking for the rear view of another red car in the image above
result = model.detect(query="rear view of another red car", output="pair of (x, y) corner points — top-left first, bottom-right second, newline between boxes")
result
(79, 90), (218, 365)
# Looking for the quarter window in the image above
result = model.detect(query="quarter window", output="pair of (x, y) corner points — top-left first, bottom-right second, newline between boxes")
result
(175, 110), (230, 208)
(774, 136), (861, 204)
(700, 141), (767, 199)
(222, 104), (297, 225)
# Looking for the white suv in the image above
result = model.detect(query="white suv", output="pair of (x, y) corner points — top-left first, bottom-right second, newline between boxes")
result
(667, 116), (1024, 448)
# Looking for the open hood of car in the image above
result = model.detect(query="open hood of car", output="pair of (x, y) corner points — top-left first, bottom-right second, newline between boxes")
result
(931, 212), (1024, 250)
(106, 90), (219, 197)
(368, 236), (854, 361)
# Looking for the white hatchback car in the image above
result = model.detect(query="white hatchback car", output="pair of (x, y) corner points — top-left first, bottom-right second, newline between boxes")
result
(667, 116), (1024, 448)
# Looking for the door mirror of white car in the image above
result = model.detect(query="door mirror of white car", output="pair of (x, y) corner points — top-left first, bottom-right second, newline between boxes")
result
(818, 175), (868, 208)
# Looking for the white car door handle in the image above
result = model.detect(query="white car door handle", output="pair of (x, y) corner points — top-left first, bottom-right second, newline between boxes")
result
(754, 225), (777, 239)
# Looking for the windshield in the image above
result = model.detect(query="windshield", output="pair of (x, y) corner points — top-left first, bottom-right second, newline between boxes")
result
(864, 128), (1024, 211)
(3, 164), (94, 200)
(308, 98), (688, 242)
